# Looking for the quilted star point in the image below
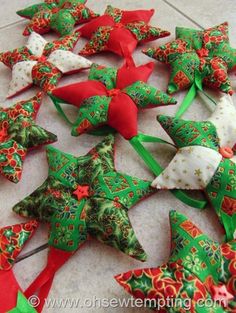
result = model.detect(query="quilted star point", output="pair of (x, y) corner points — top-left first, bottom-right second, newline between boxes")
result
(0, 93), (57, 183)
(0, 31), (91, 98)
(17, 0), (98, 37)
(116, 211), (236, 312)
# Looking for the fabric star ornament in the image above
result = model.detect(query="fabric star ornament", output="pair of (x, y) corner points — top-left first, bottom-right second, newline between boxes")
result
(0, 31), (91, 98)
(0, 93), (57, 183)
(116, 211), (236, 312)
(50, 62), (176, 139)
(143, 22), (236, 117)
(50, 63), (207, 210)
(79, 5), (170, 64)
(0, 220), (38, 313)
(17, 0), (99, 37)
(152, 94), (236, 241)
(12, 135), (155, 312)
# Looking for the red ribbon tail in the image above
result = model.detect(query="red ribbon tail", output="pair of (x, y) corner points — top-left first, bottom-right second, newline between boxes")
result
(24, 247), (73, 312)
(120, 43), (135, 67)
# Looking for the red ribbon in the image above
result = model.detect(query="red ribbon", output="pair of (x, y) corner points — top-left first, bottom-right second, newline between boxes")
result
(24, 247), (73, 313)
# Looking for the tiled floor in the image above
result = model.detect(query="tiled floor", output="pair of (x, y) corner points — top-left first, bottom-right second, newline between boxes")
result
(0, 1), (235, 312)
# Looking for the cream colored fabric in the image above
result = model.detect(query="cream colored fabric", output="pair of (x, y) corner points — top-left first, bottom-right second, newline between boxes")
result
(7, 32), (91, 96)
(152, 145), (222, 190)
(47, 50), (92, 74)
(26, 32), (47, 57)
(8, 61), (37, 98)
(208, 94), (236, 147)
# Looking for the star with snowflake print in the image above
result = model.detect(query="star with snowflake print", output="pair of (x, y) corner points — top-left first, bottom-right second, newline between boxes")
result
(0, 92), (57, 183)
(0, 220), (38, 313)
(116, 210), (236, 313)
(78, 5), (170, 63)
(143, 22), (236, 96)
(151, 94), (236, 241)
(17, 0), (98, 37)
(12, 135), (155, 311)
(0, 31), (91, 98)
(50, 62), (176, 140)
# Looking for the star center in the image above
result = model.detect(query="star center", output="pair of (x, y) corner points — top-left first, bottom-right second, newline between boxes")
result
(219, 146), (234, 159)
(73, 185), (90, 201)
(107, 88), (120, 97)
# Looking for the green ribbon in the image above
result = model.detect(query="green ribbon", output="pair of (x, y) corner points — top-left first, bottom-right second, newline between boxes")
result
(50, 94), (116, 136)
(175, 70), (217, 118)
(221, 212), (236, 242)
(130, 133), (207, 210)
(7, 291), (37, 313)
(50, 94), (74, 126)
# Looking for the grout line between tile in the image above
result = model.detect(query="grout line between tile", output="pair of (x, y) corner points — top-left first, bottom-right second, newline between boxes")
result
(161, 0), (204, 29)
(16, 243), (49, 263)
(0, 19), (24, 31)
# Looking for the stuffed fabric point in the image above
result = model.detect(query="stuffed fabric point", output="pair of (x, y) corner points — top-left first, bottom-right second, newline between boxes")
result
(50, 62), (177, 140)
(78, 5), (170, 61)
(0, 31), (92, 98)
(17, 0), (98, 37)
(0, 92), (57, 183)
(115, 210), (236, 312)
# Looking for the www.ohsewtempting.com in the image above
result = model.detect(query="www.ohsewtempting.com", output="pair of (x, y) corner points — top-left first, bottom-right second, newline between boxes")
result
(28, 295), (230, 310)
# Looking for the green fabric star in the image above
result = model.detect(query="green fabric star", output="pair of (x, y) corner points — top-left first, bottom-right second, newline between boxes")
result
(8, 291), (37, 313)
(152, 95), (236, 241)
(13, 135), (155, 261)
(143, 22), (236, 95)
(116, 211), (236, 312)
(17, 0), (98, 37)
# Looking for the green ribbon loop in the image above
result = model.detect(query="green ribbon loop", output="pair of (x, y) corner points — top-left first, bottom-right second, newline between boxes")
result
(130, 133), (207, 210)
(175, 70), (217, 118)
(50, 94), (74, 126)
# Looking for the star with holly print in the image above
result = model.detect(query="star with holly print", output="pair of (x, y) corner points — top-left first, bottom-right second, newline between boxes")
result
(78, 5), (170, 62)
(0, 92), (57, 183)
(151, 94), (236, 241)
(17, 0), (99, 37)
(50, 62), (176, 140)
(116, 210), (236, 313)
(0, 31), (91, 98)
(143, 22), (236, 96)
(0, 220), (39, 313)
(13, 135), (155, 260)
(12, 135), (155, 311)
